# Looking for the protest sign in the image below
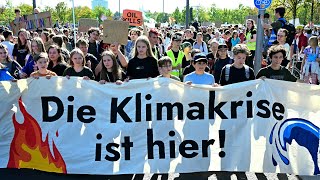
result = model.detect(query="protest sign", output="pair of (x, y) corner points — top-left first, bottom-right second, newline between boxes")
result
(78, 18), (99, 32)
(10, 17), (26, 35)
(103, 20), (129, 45)
(0, 78), (319, 176)
(122, 9), (143, 26)
(24, 11), (52, 31)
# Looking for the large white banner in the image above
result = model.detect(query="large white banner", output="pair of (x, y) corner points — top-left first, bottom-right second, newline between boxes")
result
(0, 77), (319, 176)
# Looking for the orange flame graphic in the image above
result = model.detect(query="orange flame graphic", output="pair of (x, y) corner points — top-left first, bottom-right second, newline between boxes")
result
(7, 98), (67, 173)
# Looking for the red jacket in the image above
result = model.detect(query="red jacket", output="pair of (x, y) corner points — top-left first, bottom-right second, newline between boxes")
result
(296, 33), (308, 51)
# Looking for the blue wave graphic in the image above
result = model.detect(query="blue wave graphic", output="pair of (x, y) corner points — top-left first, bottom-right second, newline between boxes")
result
(269, 118), (320, 175)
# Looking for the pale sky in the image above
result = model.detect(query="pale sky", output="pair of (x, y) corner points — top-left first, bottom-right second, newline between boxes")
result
(1, 0), (255, 13)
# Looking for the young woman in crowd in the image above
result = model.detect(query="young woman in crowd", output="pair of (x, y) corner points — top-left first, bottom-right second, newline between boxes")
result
(63, 48), (95, 80)
(47, 44), (68, 76)
(219, 44), (255, 85)
(0, 44), (21, 79)
(244, 19), (257, 68)
(30, 52), (57, 78)
(99, 50), (126, 84)
(41, 31), (51, 51)
(301, 36), (320, 84)
(108, 42), (128, 69)
(126, 36), (159, 80)
(20, 37), (46, 78)
(12, 29), (30, 66)
(230, 30), (241, 49)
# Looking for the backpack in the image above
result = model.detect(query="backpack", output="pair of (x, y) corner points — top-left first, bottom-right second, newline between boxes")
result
(278, 19), (296, 45)
(225, 64), (250, 82)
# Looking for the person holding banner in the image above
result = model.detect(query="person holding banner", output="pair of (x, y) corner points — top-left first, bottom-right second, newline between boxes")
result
(30, 52), (57, 78)
(20, 37), (46, 78)
(184, 53), (215, 86)
(47, 45), (68, 76)
(0, 44), (21, 79)
(219, 44), (255, 86)
(126, 36), (159, 80)
(157, 56), (180, 81)
(76, 38), (99, 75)
(256, 45), (298, 82)
(63, 48), (95, 80)
(99, 50), (126, 84)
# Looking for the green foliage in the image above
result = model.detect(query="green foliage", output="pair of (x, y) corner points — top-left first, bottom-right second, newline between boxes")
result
(1, 1), (320, 27)
(55, 2), (68, 23)
(0, 0), (14, 25)
(16, 3), (33, 15)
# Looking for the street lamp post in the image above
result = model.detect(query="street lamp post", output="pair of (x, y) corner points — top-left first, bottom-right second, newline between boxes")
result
(186, 0), (189, 28)
(33, 0), (36, 10)
(72, 0), (76, 46)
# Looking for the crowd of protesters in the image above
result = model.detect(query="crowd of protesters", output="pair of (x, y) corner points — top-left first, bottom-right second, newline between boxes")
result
(1, 6), (320, 87)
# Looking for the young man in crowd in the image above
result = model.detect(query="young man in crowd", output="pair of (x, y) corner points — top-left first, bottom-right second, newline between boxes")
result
(219, 44), (255, 85)
(256, 45), (299, 82)
(182, 29), (195, 45)
(1, 30), (14, 59)
(76, 38), (99, 76)
(184, 53), (215, 86)
(87, 27), (103, 61)
(165, 32), (191, 79)
(157, 56), (181, 81)
(148, 29), (161, 59)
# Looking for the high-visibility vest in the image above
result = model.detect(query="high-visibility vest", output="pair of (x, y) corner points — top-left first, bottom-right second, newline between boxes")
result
(166, 50), (184, 77)
(246, 31), (256, 51)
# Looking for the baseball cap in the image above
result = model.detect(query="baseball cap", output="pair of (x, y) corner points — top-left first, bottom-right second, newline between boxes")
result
(172, 33), (182, 41)
(193, 53), (208, 63)
(218, 43), (228, 49)
(180, 42), (192, 50)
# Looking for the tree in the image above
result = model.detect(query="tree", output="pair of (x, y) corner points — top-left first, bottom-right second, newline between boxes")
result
(92, 6), (112, 23)
(55, 2), (68, 23)
(156, 12), (169, 23)
(44, 5), (58, 22)
(16, 3), (33, 15)
(76, 6), (94, 21)
(0, 0), (14, 25)
(172, 7), (181, 23)
(197, 7), (210, 23)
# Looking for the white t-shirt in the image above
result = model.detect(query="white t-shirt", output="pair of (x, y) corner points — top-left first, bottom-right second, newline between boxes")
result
(283, 43), (291, 60)
(1, 41), (14, 60)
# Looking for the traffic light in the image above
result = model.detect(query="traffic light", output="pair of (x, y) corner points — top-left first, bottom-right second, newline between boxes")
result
(190, 7), (193, 20)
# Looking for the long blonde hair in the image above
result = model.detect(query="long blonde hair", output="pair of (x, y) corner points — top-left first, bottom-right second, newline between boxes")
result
(132, 35), (155, 59)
